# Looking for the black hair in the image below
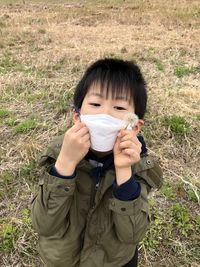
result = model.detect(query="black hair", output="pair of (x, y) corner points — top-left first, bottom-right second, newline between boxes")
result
(73, 58), (147, 119)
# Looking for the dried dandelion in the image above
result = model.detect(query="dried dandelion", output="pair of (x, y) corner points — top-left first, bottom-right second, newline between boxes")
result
(123, 113), (139, 130)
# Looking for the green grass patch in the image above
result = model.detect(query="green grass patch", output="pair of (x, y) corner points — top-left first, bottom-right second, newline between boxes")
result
(195, 215), (200, 230)
(0, 172), (16, 199)
(197, 114), (200, 121)
(0, 223), (16, 252)
(174, 66), (199, 78)
(26, 92), (47, 103)
(161, 183), (175, 199)
(56, 91), (73, 113)
(0, 52), (38, 74)
(0, 108), (10, 118)
(142, 214), (163, 252)
(140, 56), (165, 71)
(52, 56), (69, 71)
(0, 109), (18, 126)
(20, 161), (37, 178)
(4, 80), (39, 100)
(20, 208), (32, 229)
(29, 44), (44, 52)
(187, 189), (199, 203)
(4, 117), (18, 126)
(10, 30), (37, 46)
(45, 90), (73, 113)
(170, 203), (193, 237)
(194, 8), (200, 18)
(39, 56), (71, 77)
(162, 115), (191, 135)
(0, 172), (14, 185)
(71, 64), (82, 74)
(15, 119), (38, 133)
(154, 59), (165, 71)
(0, 53), (25, 74)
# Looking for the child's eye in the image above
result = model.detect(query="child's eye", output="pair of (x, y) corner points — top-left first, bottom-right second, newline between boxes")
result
(89, 103), (101, 107)
(114, 106), (126, 110)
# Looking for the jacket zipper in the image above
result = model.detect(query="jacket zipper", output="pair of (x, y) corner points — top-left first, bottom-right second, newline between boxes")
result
(90, 168), (101, 210)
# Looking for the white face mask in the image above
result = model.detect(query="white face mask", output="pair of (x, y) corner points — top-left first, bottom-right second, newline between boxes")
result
(80, 113), (138, 152)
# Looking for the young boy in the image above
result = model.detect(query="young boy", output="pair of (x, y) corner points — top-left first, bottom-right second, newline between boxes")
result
(31, 58), (163, 267)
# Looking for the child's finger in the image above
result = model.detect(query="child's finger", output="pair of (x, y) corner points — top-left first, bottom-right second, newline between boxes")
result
(120, 142), (142, 156)
(113, 136), (121, 154)
(120, 134), (141, 147)
(71, 121), (86, 133)
(81, 133), (91, 143)
(118, 128), (137, 138)
(122, 148), (134, 155)
(122, 148), (140, 162)
(76, 130), (89, 140)
(119, 140), (134, 149)
(120, 133), (135, 142)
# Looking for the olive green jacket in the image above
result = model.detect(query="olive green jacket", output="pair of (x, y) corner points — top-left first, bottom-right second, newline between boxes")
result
(31, 134), (163, 267)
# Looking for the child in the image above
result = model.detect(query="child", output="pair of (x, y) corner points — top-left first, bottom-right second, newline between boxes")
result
(31, 58), (163, 267)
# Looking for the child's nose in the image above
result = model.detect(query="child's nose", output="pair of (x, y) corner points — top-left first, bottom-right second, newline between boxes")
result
(103, 107), (112, 116)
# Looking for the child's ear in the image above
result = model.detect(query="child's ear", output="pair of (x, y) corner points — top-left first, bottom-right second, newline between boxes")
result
(134, 119), (144, 134)
(73, 111), (80, 123)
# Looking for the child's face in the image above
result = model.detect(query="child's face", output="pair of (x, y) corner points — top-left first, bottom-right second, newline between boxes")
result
(80, 83), (135, 120)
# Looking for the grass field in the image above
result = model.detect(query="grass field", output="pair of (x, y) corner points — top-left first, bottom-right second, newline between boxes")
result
(0, 0), (200, 266)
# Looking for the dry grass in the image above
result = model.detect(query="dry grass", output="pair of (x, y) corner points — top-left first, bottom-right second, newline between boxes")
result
(0, 0), (200, 266)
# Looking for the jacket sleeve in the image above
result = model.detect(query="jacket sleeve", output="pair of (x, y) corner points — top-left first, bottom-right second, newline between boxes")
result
(31, 136), (76, 237)
(109, 154), (163, 244)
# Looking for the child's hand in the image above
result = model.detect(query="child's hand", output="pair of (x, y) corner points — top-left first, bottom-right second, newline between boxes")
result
(113, 128), (141, 185)
(113, 129), (142, 170)
(55, 121), (90, 175)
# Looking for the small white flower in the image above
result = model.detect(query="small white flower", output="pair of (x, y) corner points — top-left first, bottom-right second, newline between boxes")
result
(123, 113), (139, 129)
